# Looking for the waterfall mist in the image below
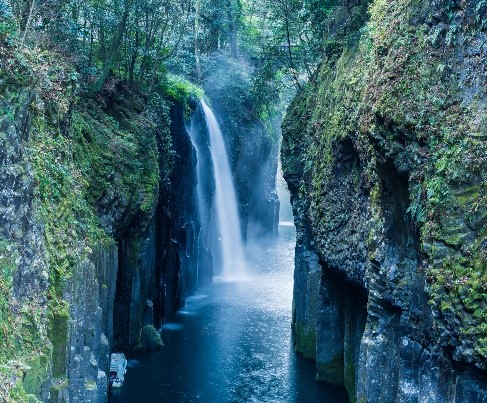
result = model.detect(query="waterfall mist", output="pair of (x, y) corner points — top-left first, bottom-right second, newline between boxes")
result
(277, 158), (293, 224)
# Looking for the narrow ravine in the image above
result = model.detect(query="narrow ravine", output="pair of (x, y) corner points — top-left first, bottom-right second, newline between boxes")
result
(110, 132), (347, 401)
(3, 1), (487, 401)
(110, 220), (348, 402)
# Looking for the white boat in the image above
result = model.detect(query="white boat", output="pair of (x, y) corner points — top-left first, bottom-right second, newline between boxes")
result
(109, 353), (127, 388)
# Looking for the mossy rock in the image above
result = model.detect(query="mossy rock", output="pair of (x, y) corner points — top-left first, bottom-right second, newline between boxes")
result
(293, 323), (316, 359)
(140, 325), (163, 350)
(47, 307), (69, 379)
(316, 352), (344, 386)
(344, 357), (356, 402)
(22, 354), (50, 398)
(282, 0), (487, 370)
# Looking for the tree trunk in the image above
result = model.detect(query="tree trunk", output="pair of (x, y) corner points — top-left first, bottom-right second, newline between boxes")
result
(92, 0), (134, 93)
(194, 0), (202, 81)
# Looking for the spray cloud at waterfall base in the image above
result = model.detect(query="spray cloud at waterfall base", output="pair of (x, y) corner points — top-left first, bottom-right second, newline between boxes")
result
(188, 99), (247, 281)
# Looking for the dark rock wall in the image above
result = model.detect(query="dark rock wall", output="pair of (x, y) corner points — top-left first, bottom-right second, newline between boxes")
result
(0, 41), (200, 401)
(282, 0), (487, 401)
(50, 96), (200, 401)
(55, 98), (200, 401)
(112, 102), (200, 353)
(154, 103), (201, 320)
(0, 76), (51, 402)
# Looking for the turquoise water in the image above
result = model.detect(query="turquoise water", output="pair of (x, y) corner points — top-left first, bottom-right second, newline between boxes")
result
(110, 224), (348, 403)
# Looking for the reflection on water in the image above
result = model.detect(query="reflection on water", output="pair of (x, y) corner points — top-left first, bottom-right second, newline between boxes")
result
(110, 224), (348, 403)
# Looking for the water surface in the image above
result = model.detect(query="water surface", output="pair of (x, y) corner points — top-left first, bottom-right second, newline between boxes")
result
(110, 224), (349, 403)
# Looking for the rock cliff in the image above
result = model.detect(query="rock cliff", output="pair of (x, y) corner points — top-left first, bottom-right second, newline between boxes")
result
(282, 1), (487, 401)
(0, 38), (200, 401)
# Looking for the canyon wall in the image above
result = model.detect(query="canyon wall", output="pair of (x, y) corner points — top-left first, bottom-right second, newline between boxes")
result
(0, 38), (200, 401)
(0, 39), (279, 401)
(282, 1), (487, 401)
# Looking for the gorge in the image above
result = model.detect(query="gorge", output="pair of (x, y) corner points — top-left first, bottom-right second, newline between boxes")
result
(1, 0), (487, 402)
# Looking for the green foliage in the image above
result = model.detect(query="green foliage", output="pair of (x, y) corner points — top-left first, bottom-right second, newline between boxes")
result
(0, 240), (49, 402)
(429, 251), (487, 358)
(27, 93), (160, 343)
(0, 33), (165, 399)
(69, 105), (159, 214)
(161, 73), (204, 116)
(0, 0), (16, 42)
(163, 74), (203, 101)
(29, 122), (106, 294)
(0, 240), (19, 362)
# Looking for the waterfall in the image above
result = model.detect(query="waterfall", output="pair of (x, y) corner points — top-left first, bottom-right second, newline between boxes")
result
(189, 99), (246, 279)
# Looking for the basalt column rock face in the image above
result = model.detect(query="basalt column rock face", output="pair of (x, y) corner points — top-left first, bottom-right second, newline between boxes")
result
(0, 38), (200, 401)
(154, 102), (200, 320)
(51, 84), (163, 401)
(282, 1), (487, 402)
(62, 245), (118, 403)
(113, 101), (200, 353)
(0, 75), (51, 403)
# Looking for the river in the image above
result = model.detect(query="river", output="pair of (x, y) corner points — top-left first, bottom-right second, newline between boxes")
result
(110, 222), (348, 402)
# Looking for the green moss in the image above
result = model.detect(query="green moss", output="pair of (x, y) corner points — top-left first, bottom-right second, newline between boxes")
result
(10, 380), (40, 403)
(49, 378), (68, 402)
(430, 251), (487, 358)
(140, 325), (164, 350)
(293, 323), (316, 359)
(50, 378), (68, 392)
(316, 352), (344, 385)
(47, 308), (69, 379)
(282, 0), (487, 367)
(163, 74), (203, 101)
(455, 185), (481, 206)
(1, 37), (167, 400)
(344, 356), (356, 402)
(0, 239), (51, 400)
(0, 239), (16, 354)
(69, 107), (159, 215)
(22, 354), (50, 397)
(84, 381), (97, 391)
(160, 74), (203, 116)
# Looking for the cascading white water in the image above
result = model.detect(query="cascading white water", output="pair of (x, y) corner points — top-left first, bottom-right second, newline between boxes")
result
(200, 99), (246, 279)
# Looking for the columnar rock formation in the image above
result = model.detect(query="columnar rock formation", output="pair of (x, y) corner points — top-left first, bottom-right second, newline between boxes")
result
(0, 47), (201, 400)
(282, 1), (487, 401)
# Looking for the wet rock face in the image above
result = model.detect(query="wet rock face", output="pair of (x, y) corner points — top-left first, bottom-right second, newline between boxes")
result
(0, 91), (48, 306)
(61, 99), (199, 400)
(0, 88), (51, 402)
(1, 98), (49, 306)
(65, 255), (113, 403)
(310, 139), (369, 288)
(282, 0), (487, 401)
(112, 102), (200, 354)
(140, 325), (164, 350)
(0, 60), (199, 401)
